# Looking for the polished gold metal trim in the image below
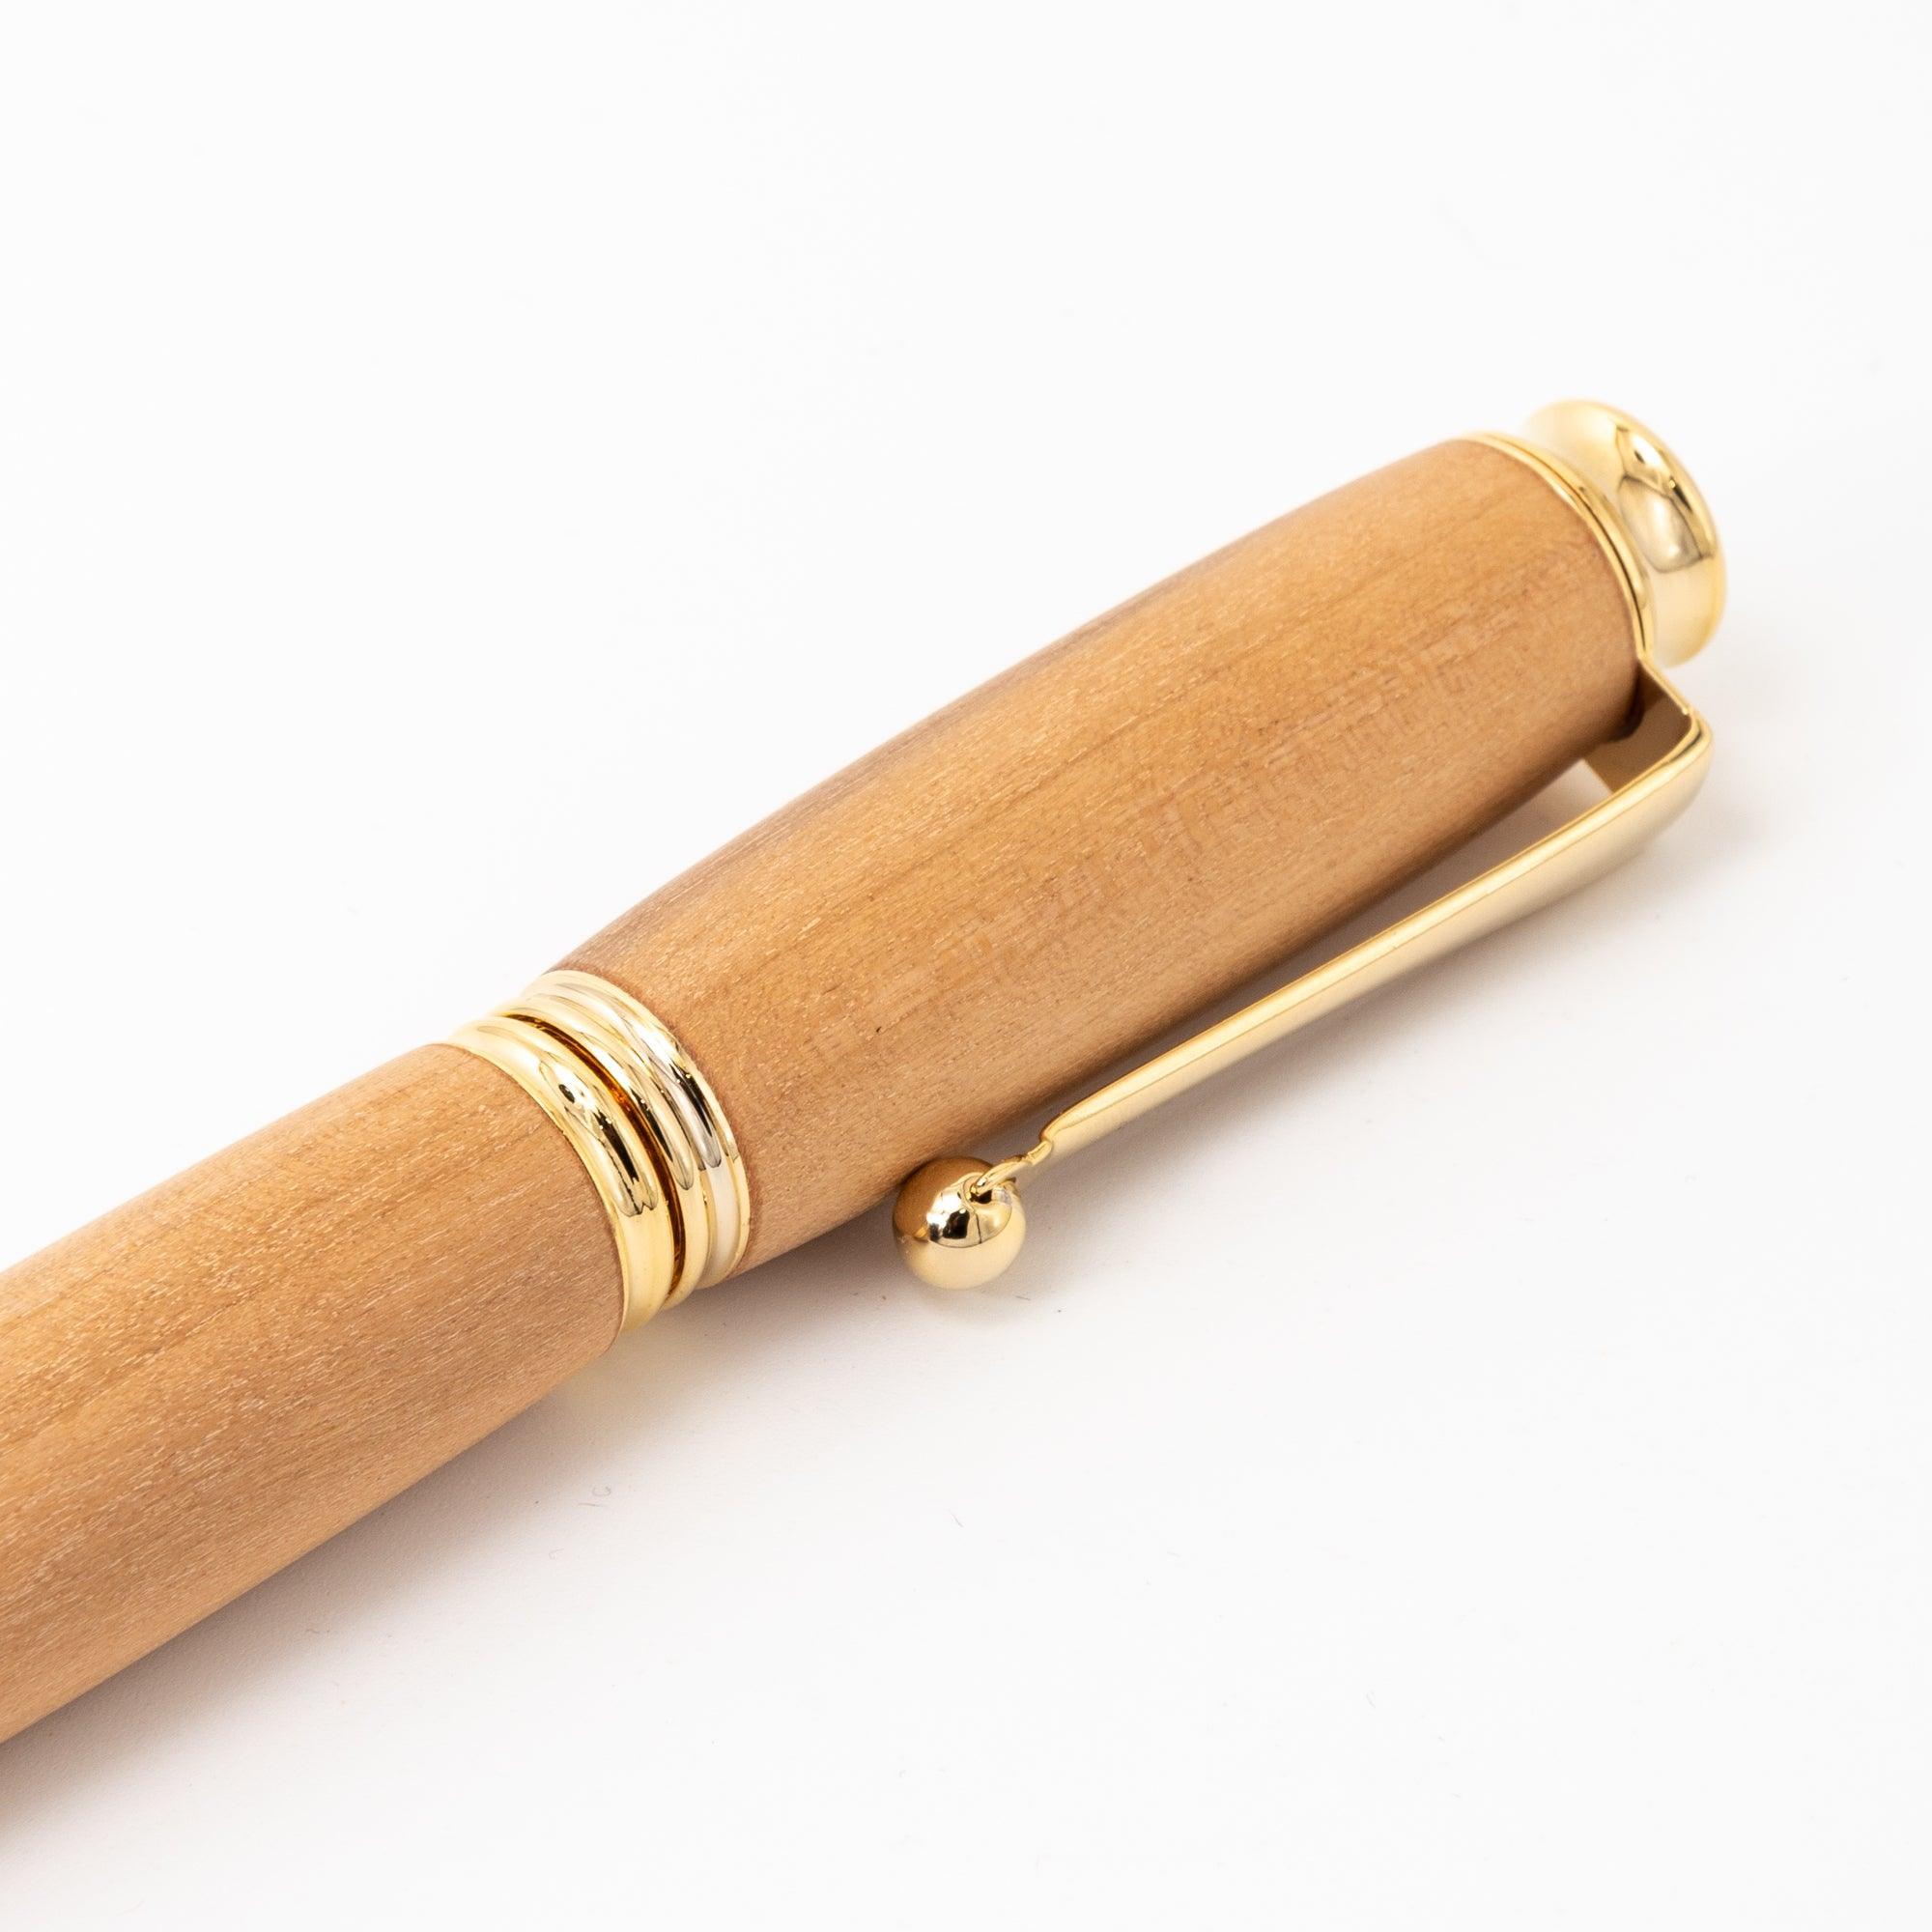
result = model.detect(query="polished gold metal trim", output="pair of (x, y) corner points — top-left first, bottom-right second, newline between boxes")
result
(1473, 400), (1724, 668)
(893, 400), (1719, 1291)
(450, 972), (749, 1328)
(1470, 430), (1657, 658)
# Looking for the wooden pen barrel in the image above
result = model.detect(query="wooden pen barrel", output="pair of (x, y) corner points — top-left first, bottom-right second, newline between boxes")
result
(0, 437), (1637, 1740)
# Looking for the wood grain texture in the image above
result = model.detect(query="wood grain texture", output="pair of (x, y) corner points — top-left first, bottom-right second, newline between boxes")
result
(0, 435), (1635, 1742)
(569, 440), (1638, 1264)
(0, 1046), (617, 1741)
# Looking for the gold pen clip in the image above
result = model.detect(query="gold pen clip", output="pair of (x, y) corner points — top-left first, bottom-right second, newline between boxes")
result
(893, 402), (1722, 1289)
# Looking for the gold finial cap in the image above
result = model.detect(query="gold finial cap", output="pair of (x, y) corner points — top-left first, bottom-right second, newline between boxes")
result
(1517, 401), (1724, 667)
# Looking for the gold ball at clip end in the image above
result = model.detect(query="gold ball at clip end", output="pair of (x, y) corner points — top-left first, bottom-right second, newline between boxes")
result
(893, 1155), (1027, 1290)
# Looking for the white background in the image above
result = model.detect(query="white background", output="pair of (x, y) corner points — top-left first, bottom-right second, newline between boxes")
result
(1, 4), (1925, 1926)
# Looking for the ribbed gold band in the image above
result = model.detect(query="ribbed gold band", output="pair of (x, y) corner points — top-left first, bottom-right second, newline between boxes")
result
(448, 971), (750, 1329)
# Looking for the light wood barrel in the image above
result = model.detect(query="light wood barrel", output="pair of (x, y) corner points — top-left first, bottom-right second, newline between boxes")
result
(0, 437), (1636, 1740)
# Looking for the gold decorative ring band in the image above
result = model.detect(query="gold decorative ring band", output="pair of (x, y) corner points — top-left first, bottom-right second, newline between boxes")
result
(448, 970), (749, 1329)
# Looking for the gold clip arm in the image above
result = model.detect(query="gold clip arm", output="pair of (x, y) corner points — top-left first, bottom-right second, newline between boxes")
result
(1038, 660), (1705, 1174)
(893, 664), (1710, 1288)
(893, 398), (1725, 1289)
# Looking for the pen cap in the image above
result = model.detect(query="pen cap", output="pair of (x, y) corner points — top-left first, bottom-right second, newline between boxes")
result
(570, 421), (1675, 1266)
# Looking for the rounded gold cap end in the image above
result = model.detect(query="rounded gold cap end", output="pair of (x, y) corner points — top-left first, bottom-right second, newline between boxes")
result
(1518, 400), (1724, 667)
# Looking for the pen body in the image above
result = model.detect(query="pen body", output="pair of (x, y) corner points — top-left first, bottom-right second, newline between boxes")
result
(0, 437), (1636, 1738)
